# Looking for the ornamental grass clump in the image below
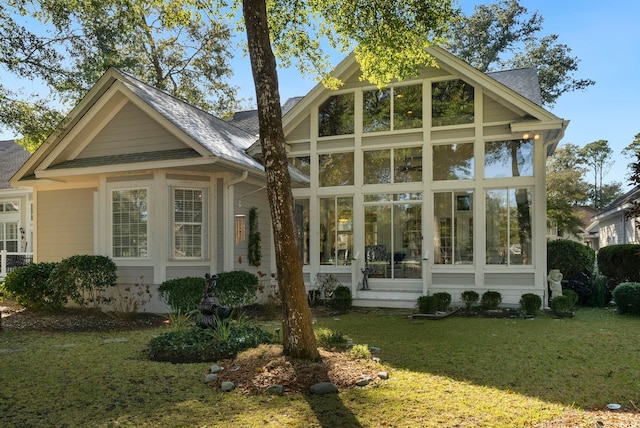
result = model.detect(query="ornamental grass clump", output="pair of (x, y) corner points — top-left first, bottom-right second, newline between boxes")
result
(315, 328), (348, 348)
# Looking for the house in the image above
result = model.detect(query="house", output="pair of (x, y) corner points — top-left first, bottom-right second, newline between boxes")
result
(547, 206), (599, 248)
(592, 185), (640, 249)
(11, 46), (568, 310)
(0, 140), (33, 278)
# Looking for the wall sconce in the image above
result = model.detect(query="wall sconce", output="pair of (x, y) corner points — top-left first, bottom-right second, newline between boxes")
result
(522, 132), (540, 140)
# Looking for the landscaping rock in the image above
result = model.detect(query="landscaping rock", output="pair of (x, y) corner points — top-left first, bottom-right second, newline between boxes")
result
(372, 357), (381, 363)
(221, 381), (235, 392)
(266, 385), (284, 395)
(377, 371), (389, 380)
(310, 382), (338, 395)
(355, 375), (371, 387)
(368, 346), (381, 353)
(205, 373), (218, 383)
(210, 364), (224, 373)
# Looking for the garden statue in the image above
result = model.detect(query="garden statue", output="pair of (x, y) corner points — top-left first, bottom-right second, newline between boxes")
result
(197, 273), (232, 327)
(547, 269), (563, 301)
(360, 266), (370, 290)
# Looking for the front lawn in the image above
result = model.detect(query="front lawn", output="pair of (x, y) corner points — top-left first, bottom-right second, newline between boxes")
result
(1, 307), (638, 427)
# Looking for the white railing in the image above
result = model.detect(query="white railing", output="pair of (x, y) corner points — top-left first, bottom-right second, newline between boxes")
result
(0, 250), (34, 279)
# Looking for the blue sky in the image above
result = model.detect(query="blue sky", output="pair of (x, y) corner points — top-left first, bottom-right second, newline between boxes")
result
(3, 0), (639, 190)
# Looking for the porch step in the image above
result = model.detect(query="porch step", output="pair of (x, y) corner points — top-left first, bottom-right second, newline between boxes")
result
(352, 288), (422, 309)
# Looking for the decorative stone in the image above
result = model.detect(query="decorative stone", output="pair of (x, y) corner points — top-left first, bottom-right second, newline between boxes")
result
(221, 381), (235, 392)
(355, 375), (371, 387)
(266, 385), (284, 395)
(210, 364), (224, 373)
(309, 382), (338, 395)
(372, 357), (381, 363)
(205, 373), (218, 383)
(368, 346), (381, 353)
(377, 371), (389, 380)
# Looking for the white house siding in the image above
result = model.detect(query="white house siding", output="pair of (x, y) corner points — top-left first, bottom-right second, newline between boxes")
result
(36, 188), (95, 262)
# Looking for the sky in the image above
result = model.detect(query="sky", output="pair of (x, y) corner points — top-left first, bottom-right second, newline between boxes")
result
(2, 0), (639, 190)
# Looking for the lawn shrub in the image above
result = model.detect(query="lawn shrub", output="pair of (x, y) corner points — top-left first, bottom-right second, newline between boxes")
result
(348, 344), (372, 360)
(585, 273), (612, 307)
(159, 277), (206, 313)
(481, 291), (502, 310)
(329, 285), (352, 311)
(3, 262), (64, 309)
(315, 328), (348, 348)
(612, 282), (640, 315)
(50, 255), (117, 308)
(519, 293), (542, 316)
(146, 320), (272, 362)
(550, 295), (575, 315)
(547, 239), (596, 280)
(417, 295), (436, 314)
(461, 290), (479, 309)
(562, 289), (579, 307)
(433, 292), (452, 311)
(598, 245), (640, 284)
(216, 271), (258, 308)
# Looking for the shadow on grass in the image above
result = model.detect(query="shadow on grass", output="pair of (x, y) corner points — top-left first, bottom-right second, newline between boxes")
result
(304, 394), (363, 428)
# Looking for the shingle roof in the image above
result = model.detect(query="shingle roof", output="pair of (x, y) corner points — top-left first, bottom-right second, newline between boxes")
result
(49, 148), (200, 170)
(0, 140), (30, 189)
(226, 96), (304, 136)
(486, 68), (543, 106)
(598, 185), (640, 216)
(115, 70), (264, 172)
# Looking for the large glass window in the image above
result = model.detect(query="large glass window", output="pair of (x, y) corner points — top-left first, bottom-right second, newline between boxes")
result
(433, 191), (474, 265)
(433, 143), (474, 180)
(485, 139), (533, 178)
(318, 93), (354, 137)
(112, 189), (148, 258)
(364, 147), (422, 184)
(0, 201), (18, 212)
(319, 152), (354, 186)
(294, 199), (310, 265)
(289, 156), (311, 176)
(363, 84), (422, 133)
(486, 188), (533, 265)
(364, 193), (422, 279)
(432, 79), (474, 126)
(0, 222), (18, 252)
(320, 197), (353, 266)
(173, 188), (205, 258)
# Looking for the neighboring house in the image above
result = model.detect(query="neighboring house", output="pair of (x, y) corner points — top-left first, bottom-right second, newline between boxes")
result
(11, 46), (568, 310)
(547, 206), (599, 248)
(592, 186), (640, 249)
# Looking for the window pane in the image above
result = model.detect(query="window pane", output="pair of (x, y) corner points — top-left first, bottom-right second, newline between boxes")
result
(363, 88), (390, 132)
(364, 150), (391, 184)
(434, 193), (453, 265)
(394, 85), (422, 130)
(320, 197), (353, 266)
(486, 190), (507, 264)
(432, 79), (474, 126)
(433, 143), (474, 180)
(294, 200), (310, 265)
(509, 188), (532, 265)
(318, 93), (354, 137)
(112, 189), (148, 258)
(454, 192), (474, 264)
(365, 205), (391, 278)
(319, 152), (354, 186)
(485, 139), (533, 178)
(174, 188), (204, 258)
(394, 147), (422, 182)
(394, 203), (422, 278)
(289, 156), (311, 176)
(435, 192), (474, 265)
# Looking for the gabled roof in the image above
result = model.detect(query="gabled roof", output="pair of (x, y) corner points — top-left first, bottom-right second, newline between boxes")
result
(595, 185), (640, 220)
(486, 68), (543, 106)
(227, 96), (304, 136)
(12, 68), (265, 185)
(0, 140), (30, 189)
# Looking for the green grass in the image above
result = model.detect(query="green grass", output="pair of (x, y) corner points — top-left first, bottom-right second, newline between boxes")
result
(1, 307), (638, 427)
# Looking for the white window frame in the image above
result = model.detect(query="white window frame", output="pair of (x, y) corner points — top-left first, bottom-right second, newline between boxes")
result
(110, 187), (149, 259)
(171, 186), (208, 260)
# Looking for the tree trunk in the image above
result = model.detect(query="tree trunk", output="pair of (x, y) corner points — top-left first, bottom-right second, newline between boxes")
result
(242, 0), (320, 360)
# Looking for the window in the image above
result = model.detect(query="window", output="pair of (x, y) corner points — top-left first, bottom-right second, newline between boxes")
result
(294, 199), (310, 265)
(173, 188), (205, 258)
(433, 191), (474, 265)
(0, 201), (18, 212)
(433, 143), (474, 180)
(364, 147), (422, 184)
(319, 152), (354, 186)
(0, 222), (18, 252)
(485, 139), (533, 178)
(432, 79), (474, 126)
(289, 156), (311, 176)
(364, 193), (422, 278)
(486, 188), (532, 265)
(318, 93), (354, 137)
(112, 189), (148, 258)
(363, 84), (422, 133)
(320, 197), (353, 266)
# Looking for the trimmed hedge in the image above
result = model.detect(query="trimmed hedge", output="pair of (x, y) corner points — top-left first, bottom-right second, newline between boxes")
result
(50, 255), (117, 308)
(481, 291), (502, 310)
(612, 282), (640, 315)
(519, 293), (542, 316)
(216, 271), (258, 308)
(3, 262), (64, 309)
(158, 277), (206, 313)
(598, 245), (640, 284)
(547, 239), (595, 280)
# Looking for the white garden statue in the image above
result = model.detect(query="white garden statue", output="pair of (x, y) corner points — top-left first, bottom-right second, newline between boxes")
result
(547, 269), (563, 300)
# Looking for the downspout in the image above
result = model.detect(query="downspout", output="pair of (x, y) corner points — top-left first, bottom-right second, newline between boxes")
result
(224, 171), (249, 271)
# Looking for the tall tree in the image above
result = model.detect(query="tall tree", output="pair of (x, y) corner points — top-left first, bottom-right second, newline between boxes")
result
(1, 0), (238, 149)
(446, 0), (594, 106)
(241, 0), (455, 358)
(579, 140), (614, 210)
(621, 132), (640, 181)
